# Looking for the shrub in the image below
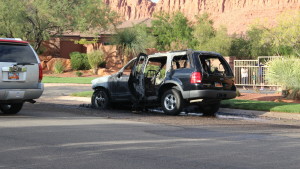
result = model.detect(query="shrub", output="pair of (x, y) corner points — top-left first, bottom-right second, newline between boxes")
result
(70, 52), (91, 70)
(75, 71), (83, 77)
(54, 60), (64, 74)
(266, 57), (300, 99)
(87, 50), (105, 75)
(236, 89), (241, 97)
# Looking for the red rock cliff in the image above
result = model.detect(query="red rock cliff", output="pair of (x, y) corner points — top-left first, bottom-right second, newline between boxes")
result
(104, 0), (155, 20)
(106, 0), (300, 33)
(155, 0), (300, 33)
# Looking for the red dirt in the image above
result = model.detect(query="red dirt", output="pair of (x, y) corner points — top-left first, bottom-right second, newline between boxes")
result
(236, 92), (300, 104)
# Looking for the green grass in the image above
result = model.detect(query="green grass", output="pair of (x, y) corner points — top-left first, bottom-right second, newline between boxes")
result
(71, 91), (93, 97)
(43, 76), (95, 84)
(221, 99), (300, 113)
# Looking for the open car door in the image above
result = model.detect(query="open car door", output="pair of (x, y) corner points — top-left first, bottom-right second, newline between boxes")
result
(128, 53), (148, 102)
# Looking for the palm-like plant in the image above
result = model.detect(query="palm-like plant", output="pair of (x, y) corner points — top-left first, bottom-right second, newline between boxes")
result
(113, 25), (155, 65)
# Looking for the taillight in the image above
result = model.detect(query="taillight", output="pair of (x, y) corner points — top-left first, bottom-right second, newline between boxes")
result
(38, 63), (43, 82)
(190, 72), (202, 83)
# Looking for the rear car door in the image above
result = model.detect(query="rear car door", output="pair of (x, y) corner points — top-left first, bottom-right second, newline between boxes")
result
(197, 53), (235, 92)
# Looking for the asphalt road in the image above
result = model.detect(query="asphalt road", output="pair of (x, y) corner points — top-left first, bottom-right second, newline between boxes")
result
(1, 105), (300, 169)
(0, 84), (300, 169)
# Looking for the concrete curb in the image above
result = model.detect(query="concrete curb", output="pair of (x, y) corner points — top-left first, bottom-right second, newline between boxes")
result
(44, 83), (91, 87)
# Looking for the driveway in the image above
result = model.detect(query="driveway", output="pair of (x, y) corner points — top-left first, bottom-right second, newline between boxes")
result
(38, 83), (92, 105)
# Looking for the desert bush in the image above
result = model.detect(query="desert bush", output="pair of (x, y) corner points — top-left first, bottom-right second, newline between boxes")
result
(70, 52), (91, 70)
(266, 57), (300, 99)
(236, 89), (241, 97)
(75, 71), (83, 77)
(54, 60), (64, 74)
(87, 50), (105, 75)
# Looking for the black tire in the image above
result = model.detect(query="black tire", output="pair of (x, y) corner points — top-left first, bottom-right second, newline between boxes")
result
(0, 103), (23, 114)
(199, 101), (220, 116)
(91, 89), (110, 109)
(161, 89), (184, 115)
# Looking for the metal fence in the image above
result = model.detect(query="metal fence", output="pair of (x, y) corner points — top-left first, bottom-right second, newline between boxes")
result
(234, 56), (281, 88)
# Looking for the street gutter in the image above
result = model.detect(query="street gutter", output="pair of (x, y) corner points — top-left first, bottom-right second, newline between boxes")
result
(220, 108), (300, 121)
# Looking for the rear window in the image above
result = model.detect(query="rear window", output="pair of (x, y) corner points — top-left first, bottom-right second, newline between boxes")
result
(0, 43), (38, 63)
(197, 54), (233, 76)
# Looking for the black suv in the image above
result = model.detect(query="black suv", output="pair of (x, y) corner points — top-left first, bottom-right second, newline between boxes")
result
(91, 50), (236, 115)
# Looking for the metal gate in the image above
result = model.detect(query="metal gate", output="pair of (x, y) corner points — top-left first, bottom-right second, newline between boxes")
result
(234, 56), (281, 88)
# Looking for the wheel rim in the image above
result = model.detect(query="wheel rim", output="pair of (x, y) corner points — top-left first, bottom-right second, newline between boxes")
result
(164, 94), (176, 111)
(95, 91), (106, 108)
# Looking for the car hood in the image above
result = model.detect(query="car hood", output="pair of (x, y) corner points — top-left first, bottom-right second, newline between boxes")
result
(91, 75), (111, 89)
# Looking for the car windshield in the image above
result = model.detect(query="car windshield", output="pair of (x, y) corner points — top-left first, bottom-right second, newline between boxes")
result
(0, 43), (38, 63)
(197, 54), (233, 76)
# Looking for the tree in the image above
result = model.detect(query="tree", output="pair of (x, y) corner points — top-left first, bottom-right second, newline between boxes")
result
(0, 0), (118, 51)
(261, 11), (300, 56)
(192, 13), (231, 56)
(229, 34), (251, 58)
(151, 12), (192, 51)
(229, 26), (274, 59)
(246, 26), (274, 58)
(113, 24), (156, 64)
(192, 13), (215, 48)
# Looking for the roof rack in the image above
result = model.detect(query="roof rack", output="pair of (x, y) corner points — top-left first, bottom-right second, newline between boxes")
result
(169, 49), (188, 53)
(169, 49), (194, 53)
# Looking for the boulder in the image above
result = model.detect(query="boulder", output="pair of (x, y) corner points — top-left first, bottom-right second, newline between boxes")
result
(40, 61), (48, 70)
(39, 55), (53, 62)
(46, 58), (72, 71)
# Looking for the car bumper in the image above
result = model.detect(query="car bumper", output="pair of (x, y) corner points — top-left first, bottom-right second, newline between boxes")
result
(0, 83), (44, 102)
(183, 89), (236, 100)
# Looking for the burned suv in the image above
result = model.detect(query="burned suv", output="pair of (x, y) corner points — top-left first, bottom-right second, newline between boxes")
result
(91, 50), (236, 116)
(0, 38), (44, 114)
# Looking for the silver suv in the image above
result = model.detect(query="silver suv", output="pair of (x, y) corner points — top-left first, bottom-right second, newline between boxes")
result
(0, 38), (44, 114)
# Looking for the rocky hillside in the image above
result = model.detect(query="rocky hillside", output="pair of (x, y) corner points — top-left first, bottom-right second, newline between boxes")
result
(105, 0), (300, 34)
(104, 0), (155, 20)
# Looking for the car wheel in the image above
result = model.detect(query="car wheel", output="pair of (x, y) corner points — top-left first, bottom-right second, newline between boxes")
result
(91, 89), (110, 109)
(199, 101), (220, 116)
(161, 89), (183, 115)
(0, 103), (24, 114)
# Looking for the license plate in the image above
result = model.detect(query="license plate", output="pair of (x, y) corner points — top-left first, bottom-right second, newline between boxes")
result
(8, 72), (19, 80)
(215, 82), (223, 87)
